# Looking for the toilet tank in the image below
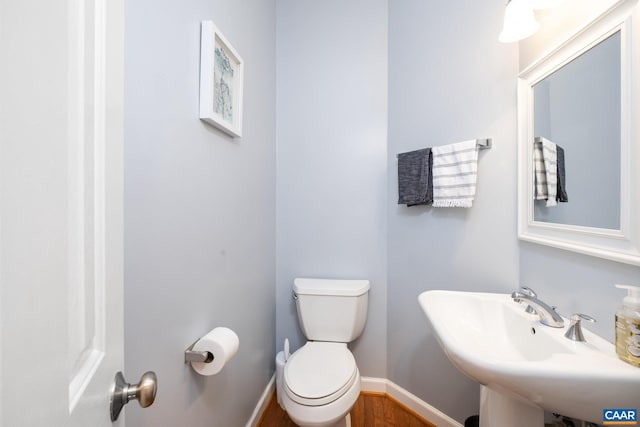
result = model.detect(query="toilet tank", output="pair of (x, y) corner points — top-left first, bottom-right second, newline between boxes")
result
(293, 278), (369, 342)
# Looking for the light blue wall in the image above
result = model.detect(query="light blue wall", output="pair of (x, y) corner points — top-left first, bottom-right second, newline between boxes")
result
(275, 0), (389, 377)
(387, 0), (520, 422)
(520, 243), (640, 342)
(124, 0), (276, 425)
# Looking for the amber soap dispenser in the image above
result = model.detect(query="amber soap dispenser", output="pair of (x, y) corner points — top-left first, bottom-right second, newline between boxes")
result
(615, 284), (640, 367)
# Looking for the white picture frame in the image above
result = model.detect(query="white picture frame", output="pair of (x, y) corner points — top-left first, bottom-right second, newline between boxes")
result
(199, 20), (244, 138)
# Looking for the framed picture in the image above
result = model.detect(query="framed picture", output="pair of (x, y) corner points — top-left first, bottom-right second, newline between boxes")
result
(199, 21), (244, 138)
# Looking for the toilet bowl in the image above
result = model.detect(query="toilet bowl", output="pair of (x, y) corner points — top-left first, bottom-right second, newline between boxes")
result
(282, 342), (360, 426)
(281, 278), (370, 427)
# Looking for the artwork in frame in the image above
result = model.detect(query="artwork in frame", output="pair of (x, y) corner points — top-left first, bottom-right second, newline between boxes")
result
(199, 20), (244, 138)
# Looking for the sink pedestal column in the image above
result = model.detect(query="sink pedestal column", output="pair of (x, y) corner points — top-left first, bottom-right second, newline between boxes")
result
(479, 386), (544, 427)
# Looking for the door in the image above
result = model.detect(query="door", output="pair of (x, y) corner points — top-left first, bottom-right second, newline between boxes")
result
(1, 0), (126, 425)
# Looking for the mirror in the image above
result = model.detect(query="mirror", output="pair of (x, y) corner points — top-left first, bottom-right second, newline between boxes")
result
(533, 31), (621, 230)
(517, 1), (640, 265)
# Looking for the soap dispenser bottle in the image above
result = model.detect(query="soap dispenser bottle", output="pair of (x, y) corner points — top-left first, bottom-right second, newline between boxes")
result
(615, 284), (640, 367)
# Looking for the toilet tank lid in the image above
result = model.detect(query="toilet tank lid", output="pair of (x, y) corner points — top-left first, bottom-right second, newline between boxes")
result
(293, 278), (370, 296)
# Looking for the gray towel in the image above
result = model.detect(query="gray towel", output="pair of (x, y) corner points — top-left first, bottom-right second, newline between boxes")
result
(556, 145), (568, 202)
(541, 138), (558, 207)
(397, 148), (432, 206)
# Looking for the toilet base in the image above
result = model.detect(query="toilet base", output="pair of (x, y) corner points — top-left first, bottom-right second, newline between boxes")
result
(282, 373), (360, 427)
(324, 413), (350, 427)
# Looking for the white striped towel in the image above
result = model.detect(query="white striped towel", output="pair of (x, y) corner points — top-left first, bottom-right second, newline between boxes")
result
(534, 137), (558, 207)
(533, 140), (547, 200)
(431, 140), (479, 208)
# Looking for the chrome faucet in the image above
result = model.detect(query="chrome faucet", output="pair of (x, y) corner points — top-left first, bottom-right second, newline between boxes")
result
(511, 290), (565, 328)
(518, 286), (538, 315)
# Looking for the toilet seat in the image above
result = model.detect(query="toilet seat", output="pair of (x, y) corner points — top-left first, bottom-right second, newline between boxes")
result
(284, 342), (357, 407)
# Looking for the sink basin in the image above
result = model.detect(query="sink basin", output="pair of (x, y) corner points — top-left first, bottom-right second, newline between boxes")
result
(418, 290), (640, 426)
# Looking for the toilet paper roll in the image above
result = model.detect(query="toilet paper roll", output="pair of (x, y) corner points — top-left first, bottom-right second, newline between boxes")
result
(190, 327), (239, 376)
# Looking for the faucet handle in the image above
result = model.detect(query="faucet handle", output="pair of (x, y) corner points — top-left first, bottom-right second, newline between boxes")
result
(564, 313), (596, 342)
(519, 286), (538, 314)
(519, 286), (537, 297)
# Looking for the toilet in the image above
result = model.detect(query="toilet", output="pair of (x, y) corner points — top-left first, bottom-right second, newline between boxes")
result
(281, 278), (370, 427)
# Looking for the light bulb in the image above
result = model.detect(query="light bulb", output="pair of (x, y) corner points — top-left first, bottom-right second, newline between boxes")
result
(499, 0), (540, 43)
(529, 0), (564, 10)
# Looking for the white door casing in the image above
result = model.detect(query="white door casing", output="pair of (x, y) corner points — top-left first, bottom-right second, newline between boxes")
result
(1, 0), (125, 426)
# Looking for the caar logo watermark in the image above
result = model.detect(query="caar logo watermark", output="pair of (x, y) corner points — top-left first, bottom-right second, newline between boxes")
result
(603, 408), (638, 425)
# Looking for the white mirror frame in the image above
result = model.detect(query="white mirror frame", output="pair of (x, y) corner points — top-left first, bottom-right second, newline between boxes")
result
(517, 0), (640, 265)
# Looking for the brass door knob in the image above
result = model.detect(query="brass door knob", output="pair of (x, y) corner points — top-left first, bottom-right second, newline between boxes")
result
(110, 371), (158, 421)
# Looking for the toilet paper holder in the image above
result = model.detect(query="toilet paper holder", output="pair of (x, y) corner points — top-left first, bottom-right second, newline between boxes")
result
(184, 341), (215, 364)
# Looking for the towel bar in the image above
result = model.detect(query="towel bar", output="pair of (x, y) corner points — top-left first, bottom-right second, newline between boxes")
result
(395, 138), (492, 159)
(476, 138), (492, 149)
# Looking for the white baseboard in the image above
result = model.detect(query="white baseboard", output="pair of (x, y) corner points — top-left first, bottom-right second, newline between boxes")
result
(247, 375), (462, 427)
(361, 377), (463, 427)
(246, 374), (275, 427)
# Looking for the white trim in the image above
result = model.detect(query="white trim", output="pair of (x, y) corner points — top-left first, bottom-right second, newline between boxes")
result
(361, 377), (464, 427)
(246, 375), (276, 427)
(359, 376), (387, 393)
(246, 375), (463, 427)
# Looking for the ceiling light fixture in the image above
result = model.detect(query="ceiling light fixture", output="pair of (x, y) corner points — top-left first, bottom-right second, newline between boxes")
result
(528, 0), (564, 10)
(499, 0), (540, 43)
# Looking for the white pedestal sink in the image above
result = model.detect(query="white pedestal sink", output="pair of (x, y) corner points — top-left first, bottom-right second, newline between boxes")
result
(479, 386), (543, 427)
(418, 290), (640, 426)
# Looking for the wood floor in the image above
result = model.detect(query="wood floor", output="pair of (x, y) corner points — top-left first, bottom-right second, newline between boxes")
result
(258, 392), (436, 427)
